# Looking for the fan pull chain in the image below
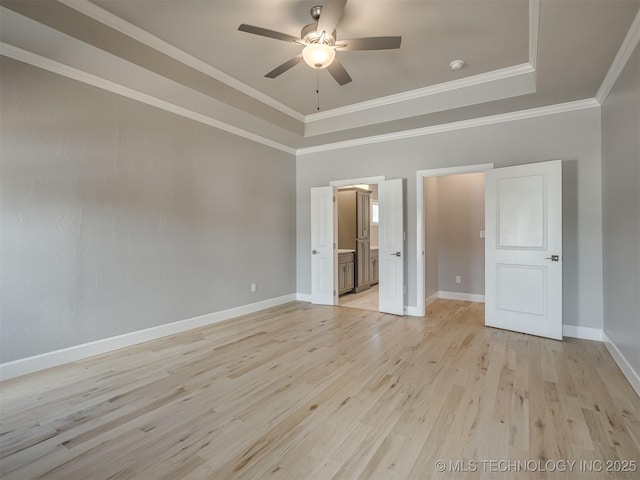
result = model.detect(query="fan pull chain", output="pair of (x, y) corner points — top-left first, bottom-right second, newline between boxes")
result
(316, 71), (320, 111)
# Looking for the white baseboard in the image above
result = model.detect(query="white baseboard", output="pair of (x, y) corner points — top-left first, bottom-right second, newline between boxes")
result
(438, 291), (485, 303)
(0, 293), (298, 381)
(425, 292), (439, 307)
(562, 325), (603, 341)
(603, 332), (640, 398)
(296, 292), (312, 302)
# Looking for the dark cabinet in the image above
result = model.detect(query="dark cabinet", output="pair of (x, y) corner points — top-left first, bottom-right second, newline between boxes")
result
(338, 252), (355, 295)
(356, 239), (370, 292)
(370, 249), (379, 285)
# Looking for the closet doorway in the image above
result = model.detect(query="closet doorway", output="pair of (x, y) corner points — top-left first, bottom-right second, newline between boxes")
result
(416, 164), (494, 317)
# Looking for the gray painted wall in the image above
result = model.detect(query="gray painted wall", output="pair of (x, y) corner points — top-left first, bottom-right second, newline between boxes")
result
(601, 44), (640, 375)
(297, 107), (604, 328)
(0, 58), (296, 363)
(424, 177), (439, 299)
(437, 173), (485, 295)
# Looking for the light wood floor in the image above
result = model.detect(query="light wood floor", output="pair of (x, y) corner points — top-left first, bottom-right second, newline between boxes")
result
(1, 300), (639, 479)
(339, 285), (379, 311)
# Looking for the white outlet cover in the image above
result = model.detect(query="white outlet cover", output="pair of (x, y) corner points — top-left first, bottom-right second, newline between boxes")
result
(480, 230), (486, 238)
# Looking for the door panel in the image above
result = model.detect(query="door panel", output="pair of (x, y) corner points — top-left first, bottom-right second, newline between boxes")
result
(497, 174), (546, 249)
(311, 186), (337, 305)
(485, 160), (562, 339)
(379, 179), (404, 315)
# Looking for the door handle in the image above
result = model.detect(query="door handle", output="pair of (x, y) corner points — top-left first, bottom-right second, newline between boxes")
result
(390, 252), (401, 257)
(545, 255), (560, 261)
(312, 250), (318, 255)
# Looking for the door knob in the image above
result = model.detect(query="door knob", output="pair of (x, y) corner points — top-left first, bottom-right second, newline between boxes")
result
(312, 250), (318, 255)
(545, 255), (559, 261)
(390, 252), (401, 257)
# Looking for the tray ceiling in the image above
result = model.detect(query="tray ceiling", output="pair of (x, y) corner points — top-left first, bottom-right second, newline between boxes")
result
(1, 0), (638, 151)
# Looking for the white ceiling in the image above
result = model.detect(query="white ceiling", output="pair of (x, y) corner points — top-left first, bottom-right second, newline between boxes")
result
(1, 0), (639, 150)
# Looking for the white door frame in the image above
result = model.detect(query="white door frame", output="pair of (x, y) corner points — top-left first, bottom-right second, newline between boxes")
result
(415, 164), (494, 317)
(325, 176), (386, 306)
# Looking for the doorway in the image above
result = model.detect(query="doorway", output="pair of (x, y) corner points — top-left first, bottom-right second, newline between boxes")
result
(416, 164), (494, 317)
(416, 161), (563, 340)
(423, 172), (487, 311)
(311, 176), (405, 315)
(337, 184), (379, 312)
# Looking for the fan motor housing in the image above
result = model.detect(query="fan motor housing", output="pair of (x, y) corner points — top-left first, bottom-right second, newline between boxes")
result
(301, 23), (336, 45)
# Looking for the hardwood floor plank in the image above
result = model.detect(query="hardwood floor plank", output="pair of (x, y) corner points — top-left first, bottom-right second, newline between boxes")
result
(1, 300), (639, 479)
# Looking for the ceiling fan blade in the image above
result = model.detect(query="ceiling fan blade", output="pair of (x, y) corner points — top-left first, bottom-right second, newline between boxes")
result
(337, 36), (402, 51)
(327, 58), (352, 85)
(265, 56), (303, 78)
(317, 0), (347, 36)
(238, 24), (301, 44)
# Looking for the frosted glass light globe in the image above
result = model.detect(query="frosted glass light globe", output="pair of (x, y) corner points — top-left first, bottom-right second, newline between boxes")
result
(302, 43), (336, 69)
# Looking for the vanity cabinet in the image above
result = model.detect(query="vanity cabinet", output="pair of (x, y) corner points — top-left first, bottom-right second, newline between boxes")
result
(370, 249), (379, 285)
(338, 252), (355, 295)
(356, 239), (370, 292)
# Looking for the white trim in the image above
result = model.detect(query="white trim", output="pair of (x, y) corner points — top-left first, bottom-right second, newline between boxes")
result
(529, 0), (541, 70)
(562, 325), (603, 341)
(57, 0), (304, 122)
(0, 43), (296, 155)
(296, 99), (600, 155)
(416, 164), (494, 317)
(0, 294), (298, 381)
(438, 291), (485, 303)
(305, 63), (535, 122)
(596, 8), (640, 104)
(416, 164), (495, 179)
(296, 293), (312, 302)
(405, 306), (422, 317)
(329, 176), (386, 187)
(425, 292), (439, 308)
(603, 332), (640, 398)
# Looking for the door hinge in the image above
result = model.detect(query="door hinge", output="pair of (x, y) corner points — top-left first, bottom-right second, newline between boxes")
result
(333, 290), (336, 296)
(333, 196), (336, 202)
(403, 231), (406, 241)
(403, 285), (407, 295)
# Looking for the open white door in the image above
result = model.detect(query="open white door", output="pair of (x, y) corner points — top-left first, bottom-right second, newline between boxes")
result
(379, 179), (404, 315)
(485, 160), (562, 339)
(311, 186), (337, 305)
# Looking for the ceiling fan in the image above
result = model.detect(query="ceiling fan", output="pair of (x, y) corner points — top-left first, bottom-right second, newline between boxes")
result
(238, 0), (401, 86)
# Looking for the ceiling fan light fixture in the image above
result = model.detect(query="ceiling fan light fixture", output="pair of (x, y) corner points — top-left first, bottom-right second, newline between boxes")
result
(302, 43), (336, 69)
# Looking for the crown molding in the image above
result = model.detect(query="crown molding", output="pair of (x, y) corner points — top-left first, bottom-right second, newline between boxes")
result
(304, 63), (535, 123)
(57, 0), (305, 123)
(0, 42), (296, 155)
(296, 98), (600, 155)
(595, 8), (640, 104)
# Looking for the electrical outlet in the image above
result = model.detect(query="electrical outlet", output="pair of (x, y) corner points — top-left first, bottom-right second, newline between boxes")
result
(480, 230), (485, 238)
(251, 283), (257, 293)
(455, 276), (461, 284)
